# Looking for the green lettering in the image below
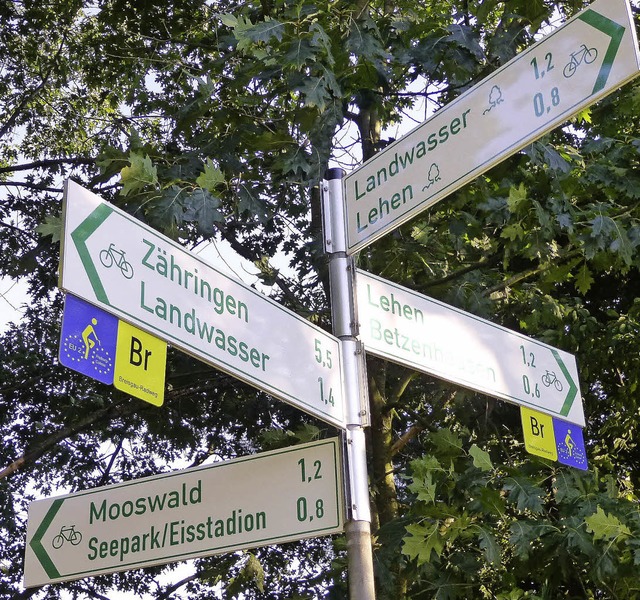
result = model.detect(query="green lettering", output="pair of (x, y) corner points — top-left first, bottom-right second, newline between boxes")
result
(89, 500), (106, 524)
(88, 537), (98, 560)
(141, 239), (155, 270)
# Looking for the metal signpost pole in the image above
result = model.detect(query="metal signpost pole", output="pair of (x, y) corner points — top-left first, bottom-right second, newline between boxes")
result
(322, 169), (375, 600)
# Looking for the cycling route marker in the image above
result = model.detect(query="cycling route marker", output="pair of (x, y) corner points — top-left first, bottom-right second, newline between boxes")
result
(552, 416), (588, 470)
(113, 320), (167, 406)
(60, 293), (118, 385)
(59, 180), (346, 429)
(59, 293), (167, 406)
(356, 269), (584, 426)
(521, 407), (588, 470)
(343, 0), (640, 254)
(24, 438), (343, 587)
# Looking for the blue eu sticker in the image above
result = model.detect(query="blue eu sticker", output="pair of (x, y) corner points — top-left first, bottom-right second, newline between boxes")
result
(553, 419), (588, 471)
(59, 295), (117, 384)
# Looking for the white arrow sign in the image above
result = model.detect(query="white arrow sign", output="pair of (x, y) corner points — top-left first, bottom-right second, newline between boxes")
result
(60, 181), (346, 428)
(356, 270), (585, 426)
(24, 438), (343, 587)
(344, 0), (640, 253)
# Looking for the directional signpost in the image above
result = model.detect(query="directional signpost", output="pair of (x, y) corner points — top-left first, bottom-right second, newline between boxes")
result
(343, 0), (640, 254)
(60, 180), (346, 428)
(356, 269), (585, 426)
(29, 1), (640, 594)
(24, 438), (343, 587)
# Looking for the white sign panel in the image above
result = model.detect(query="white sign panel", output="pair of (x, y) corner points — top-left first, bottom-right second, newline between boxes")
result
(344, 0), (640, 253)
(60, 181), (345, 428)
(356, 270), (585, 426)
(24, 438), (343, 587)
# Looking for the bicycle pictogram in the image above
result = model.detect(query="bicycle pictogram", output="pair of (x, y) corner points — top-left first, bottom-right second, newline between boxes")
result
(563, 44), (598, 78)
(99, 243), (134, 279)
(51, 524), (82, 549)
(541, 369), (563, 392)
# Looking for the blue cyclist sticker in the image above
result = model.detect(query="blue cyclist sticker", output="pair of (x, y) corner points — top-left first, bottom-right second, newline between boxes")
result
(553, 418), (588, 471)
(59, 294), (117, 384)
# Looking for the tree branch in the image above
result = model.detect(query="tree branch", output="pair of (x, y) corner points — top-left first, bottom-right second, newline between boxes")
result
(97, 438), (123, 487)
(389, 370), (416, 406)
(0, 157), (95, 174)
(0, 220), (33, 238)
(13, 587), (40, 600)
(156, 571), (201, 600)
(0, 35), (68, 141)
(68, 585), (111, 600)
(390, 423), (424, 457)
(214, 221), (314, 315)
(1, 181), (62, 193)
(482, 248), (583, 297)
(423, 254), (498, 289)
(482, 264), (544, 297)
(0, 399), (130, 481)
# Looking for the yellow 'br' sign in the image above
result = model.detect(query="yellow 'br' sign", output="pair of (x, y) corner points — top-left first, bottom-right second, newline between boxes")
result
(114, 321), (167, 406)
(520, 407), (557, 461)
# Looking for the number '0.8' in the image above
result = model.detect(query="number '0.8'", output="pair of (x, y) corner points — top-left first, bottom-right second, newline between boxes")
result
(533, 87), (560, 117)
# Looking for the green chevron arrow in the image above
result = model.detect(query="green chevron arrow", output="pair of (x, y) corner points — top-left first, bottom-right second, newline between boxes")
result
(69, 203), (114, 306)
(553, 349), (579, 418)
(29, 498), (64, 580)
(579, 9), (626, 94)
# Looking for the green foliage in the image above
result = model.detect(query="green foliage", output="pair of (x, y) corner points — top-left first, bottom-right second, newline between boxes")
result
(398, 431), (640, 598)
(226, 553), (265, 596)
(195, 159), (226, 193)
(120, 152), (158, 197)
(35, 214), (63, 243)
(3, 0), (640, 599)
(585, 506), (632, 542)
(469, 443), (493, 472)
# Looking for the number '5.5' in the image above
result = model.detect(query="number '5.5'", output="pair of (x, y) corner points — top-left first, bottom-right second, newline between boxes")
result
(314, 339), (333, 368)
